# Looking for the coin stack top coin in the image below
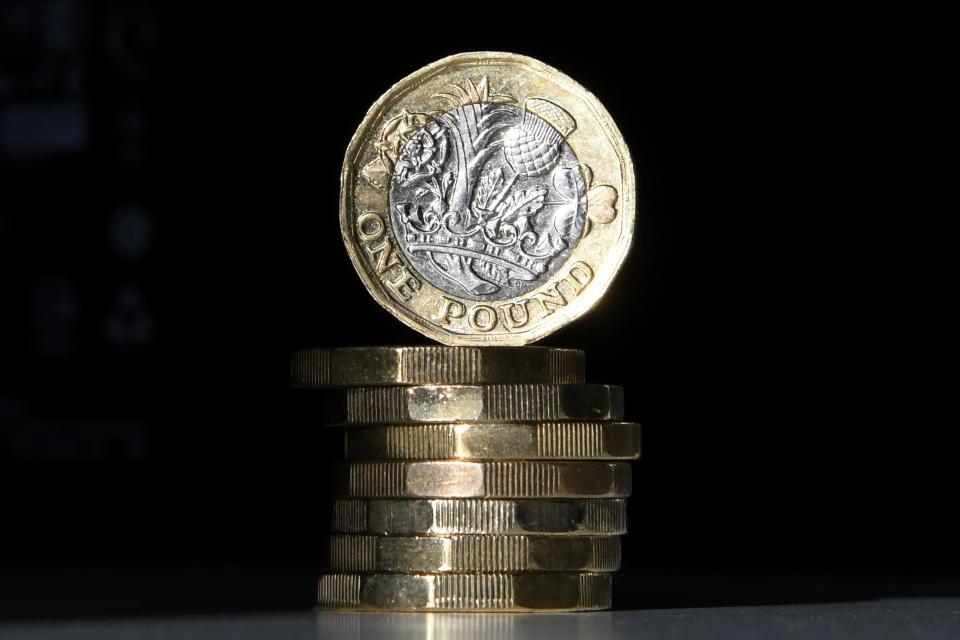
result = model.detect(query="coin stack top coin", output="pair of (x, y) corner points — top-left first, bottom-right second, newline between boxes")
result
(339, 51), (635, 346)
(295, 346), (639, 612)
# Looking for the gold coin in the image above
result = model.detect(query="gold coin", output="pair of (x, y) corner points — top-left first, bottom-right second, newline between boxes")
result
(340, 52), (635, 345)
(331, 498), (629, 535)
(290, 346), (583, 387)
(327, 534), (620, 572)
(325, 384), (623, 425)
(331, 460), (631, 498)
(346, 421), (640, 460)
(317, 572), (611, 611)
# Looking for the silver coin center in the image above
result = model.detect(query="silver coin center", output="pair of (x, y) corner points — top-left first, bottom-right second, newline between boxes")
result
(389, 102), (587, 301)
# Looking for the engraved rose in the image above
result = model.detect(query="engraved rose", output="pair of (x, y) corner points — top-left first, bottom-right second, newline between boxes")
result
(392, 121), (452, 229)
(361, 109), (435, 189)
(394, 128), (439, 183)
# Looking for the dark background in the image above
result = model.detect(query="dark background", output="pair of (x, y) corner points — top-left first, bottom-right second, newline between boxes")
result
(1, 1), (957, 617)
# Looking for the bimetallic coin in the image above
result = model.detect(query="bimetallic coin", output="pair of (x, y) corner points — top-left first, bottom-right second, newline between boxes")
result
(331, 461), (631, 498)
(327, 534), (621, 573)
(317, 572), (612, 611)
(290, 346), (584, 387)
(325, 384), (623, 425)
(341, 52), (635, 345)
(331, 498), (628, 536)
(346, 421), (640, 460)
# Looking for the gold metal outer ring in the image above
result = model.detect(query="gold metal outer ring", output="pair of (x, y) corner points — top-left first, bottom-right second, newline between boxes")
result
(331, 460), (632, 498)
(317, 572), (612, 611)
(329, 498), (630, 535)
(289, 346), (584, 387)
(324, 384), (624, 425)
(326, 534), (621, 572)
(345, 421), (641, 460)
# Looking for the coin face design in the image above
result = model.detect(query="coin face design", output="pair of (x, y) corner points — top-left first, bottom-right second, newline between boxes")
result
(342, 52), (634, 345)
(388, 102), (587, 301)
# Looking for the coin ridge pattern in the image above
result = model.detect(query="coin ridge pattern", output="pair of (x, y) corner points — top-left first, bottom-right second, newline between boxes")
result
(330, 498), (629, 535)
(345, 421), (641, 459)
(332, 461), (632, 498)
(290, 346), (584, 386)
(326, 384), (624, 425)
(326, 534), (622, 572)
(317, 572), (612, 611)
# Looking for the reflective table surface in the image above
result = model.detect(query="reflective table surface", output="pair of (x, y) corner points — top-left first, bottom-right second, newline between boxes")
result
(3, 569), (960, 639)
(1, 599), (960, 639)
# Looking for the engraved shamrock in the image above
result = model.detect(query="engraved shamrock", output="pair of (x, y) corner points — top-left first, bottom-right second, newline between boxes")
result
(552, 163), (619, 239)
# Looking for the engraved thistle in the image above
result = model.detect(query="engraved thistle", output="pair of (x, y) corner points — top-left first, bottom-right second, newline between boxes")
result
(371, 77), (618, 300)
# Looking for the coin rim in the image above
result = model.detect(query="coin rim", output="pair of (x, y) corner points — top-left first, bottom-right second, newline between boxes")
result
(324, 384), (625, 425)
(329, 497), (630, 535)
(326, 534), (621, 572)
(289, 345), (585, 387)
(331, 460), (632, 498)
(344, 421), (641, 459)
(340, 51), (636, 345)
(317, 571), (612, 611)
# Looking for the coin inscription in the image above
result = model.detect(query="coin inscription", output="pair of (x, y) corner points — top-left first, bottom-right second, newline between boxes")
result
(342, 52), (634, 345)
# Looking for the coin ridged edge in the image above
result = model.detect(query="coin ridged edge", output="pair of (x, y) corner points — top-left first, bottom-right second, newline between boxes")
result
(290, 346), (585, 386)
(327, 534), (621, 572)
(346, 421), (641, 460)
(316, 572), (612, 611)
(333, 461), (632, 498)
(330, 498), (630, 535)
(328, 384), (624, 425)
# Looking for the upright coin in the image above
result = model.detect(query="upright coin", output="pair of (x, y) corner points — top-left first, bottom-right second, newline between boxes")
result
(325, 384), (624, 425)
(317, 572), (612, 611)
(290, 346), (583, 387)
(341, 52), (635, 345)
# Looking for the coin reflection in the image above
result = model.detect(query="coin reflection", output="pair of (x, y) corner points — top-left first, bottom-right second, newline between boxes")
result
(316, 610), (614, 640)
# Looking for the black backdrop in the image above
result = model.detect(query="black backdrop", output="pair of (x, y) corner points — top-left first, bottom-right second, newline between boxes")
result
(1, 3), (957, 614)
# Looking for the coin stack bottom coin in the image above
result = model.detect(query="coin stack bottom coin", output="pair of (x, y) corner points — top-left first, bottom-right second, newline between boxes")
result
(291, 346), (639, 612)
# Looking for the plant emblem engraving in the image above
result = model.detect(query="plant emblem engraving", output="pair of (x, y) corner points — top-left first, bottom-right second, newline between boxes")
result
(366, 77), (618, 300)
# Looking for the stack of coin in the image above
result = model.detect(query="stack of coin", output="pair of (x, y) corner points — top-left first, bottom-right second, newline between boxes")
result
(314, 48), (638, 613)
(291, 346), (640, 612)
